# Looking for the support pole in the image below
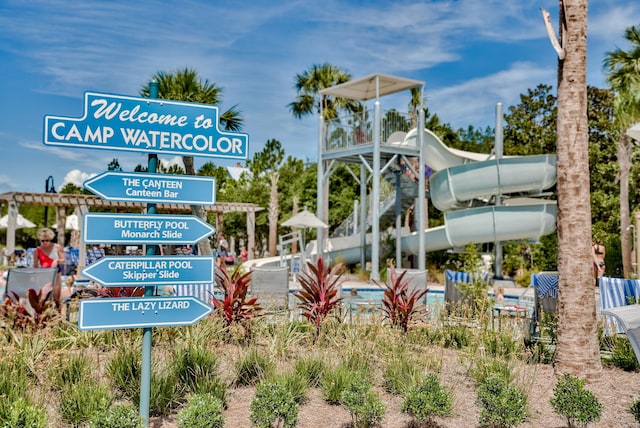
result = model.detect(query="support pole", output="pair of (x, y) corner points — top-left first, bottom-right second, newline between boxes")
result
(360, 164), (367, 269)
(417, 103), (426, 271)
(371, 93), (381, 281)
(139, 81), (159, 426)
(494, 102), (504, 279)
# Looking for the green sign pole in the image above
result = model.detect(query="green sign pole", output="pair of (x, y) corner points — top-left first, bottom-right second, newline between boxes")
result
(139, 81), (159, 426)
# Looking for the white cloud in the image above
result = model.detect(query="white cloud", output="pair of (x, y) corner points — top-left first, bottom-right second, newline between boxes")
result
(63, 169), (95, 188)
(159, 156), (185, 171)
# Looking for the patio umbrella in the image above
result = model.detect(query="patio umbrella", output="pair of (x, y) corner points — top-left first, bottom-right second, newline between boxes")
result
(0, 213), (36, 229)
(628, 122), (640, 142)
(51, 214), (80, 231)
(281, 209), (328, 252)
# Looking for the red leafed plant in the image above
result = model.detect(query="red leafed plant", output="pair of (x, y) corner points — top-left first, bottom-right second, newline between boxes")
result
(0, 287), (58, 330)
(375, 265), (428, 333)
(212, 267), (262, 326)
(294, 256), (345, 332)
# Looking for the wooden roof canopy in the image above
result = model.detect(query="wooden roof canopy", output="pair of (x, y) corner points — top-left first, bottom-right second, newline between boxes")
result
(0, 192), (262, 214)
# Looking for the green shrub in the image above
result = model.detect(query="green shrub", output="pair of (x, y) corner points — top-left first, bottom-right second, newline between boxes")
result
(441, 324), (471, 349)
(321, 365), (358, 404)
(107, 346), (141, 401)
(271, 371), (309, 404)
(383, 355), (422, 395)
(49, 353), (90, 390)
(192, 376), (229, 408)
(476, 376), (528, 428)
(340, 377), (386, 428)
(481, 330), (522, 359)
(630, 396), (640, 423)
(294, 356), (326, 387)
(59, 382), (113, 426)
(177, 393), (225, 428)
(0, 357), (27, 402)
(468, 357), (513, 386)
(88, 404), (144, 428)
(0, 397), (47, 428)
(149, 369), (182, 417)
(234, 348), (274, 386)
(402, 374), (453, 424)
(550, 374), (602, 428)
(173, 343), (220, 393)
(250, 380), (298, 428)
(603, 335), (640, 371)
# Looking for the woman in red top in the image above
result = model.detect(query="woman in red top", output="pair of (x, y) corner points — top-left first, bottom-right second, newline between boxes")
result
(34, 227), (65, 304)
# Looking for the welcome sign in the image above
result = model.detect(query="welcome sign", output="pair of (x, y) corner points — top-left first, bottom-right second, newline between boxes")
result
(43, 92), (248, 160)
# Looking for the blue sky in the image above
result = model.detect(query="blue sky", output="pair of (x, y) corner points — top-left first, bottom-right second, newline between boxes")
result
(0, 0), (638, 195)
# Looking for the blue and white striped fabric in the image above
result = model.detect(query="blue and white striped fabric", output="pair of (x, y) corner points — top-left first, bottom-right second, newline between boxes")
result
(531, 273), (558, 299)
(599, 277), (640, 310)
(444, 270), (488, 284)
(599, 276), (640, 334)
(173, 283), (218, 303)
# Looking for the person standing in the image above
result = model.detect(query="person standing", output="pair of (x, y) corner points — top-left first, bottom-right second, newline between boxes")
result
(592, 238), (606, 286)
(34, 227), (66, 304)
(217, 234), (229, 268)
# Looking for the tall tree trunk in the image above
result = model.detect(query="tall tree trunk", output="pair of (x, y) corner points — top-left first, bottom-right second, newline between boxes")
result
(183, 155), (212, 255)
(619, 134), (633, 277)
(554, 0), (602, 378)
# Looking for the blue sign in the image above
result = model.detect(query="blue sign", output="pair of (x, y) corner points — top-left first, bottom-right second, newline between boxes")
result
(84, 172), (216, 204)
(43, 92), (249, 160)
(83, 213), (216, 245)
(82, 256), (215, 287)
(78, 296), (213, 330)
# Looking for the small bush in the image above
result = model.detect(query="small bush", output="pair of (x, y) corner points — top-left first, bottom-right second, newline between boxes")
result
(177, 393), (225, 428)
(603, 335), (640, 371)
(50, 353), (90, 390)
(468, 357), (513, 386)
(402, 374), (453, 424)
(0, 397), (47, 428)
(149, 369), (181, 417)
(250, 380), (298, 428)
(88, 404), (144, 428)
(476, 376), (528, 428)
(383, 356), (422, 395)
(192, 376), (229, 408)
(271, 371), (309, 404)
(59, 382), (113, 426)
(630, 396), (640, 423)
(294, 356), (326, 387)
(481, 330), (522, 359)
(550, 373), (602, 428)
(107, 346), (141, 401)
(234, 348), (274, 386)
(340, 377), (386, 428)
(321, 365), (358, 404)
(173, 343), (220, 393)
(441, 324), (471, 349)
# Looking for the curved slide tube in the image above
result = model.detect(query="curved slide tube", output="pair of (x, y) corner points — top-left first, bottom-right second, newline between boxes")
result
(246, 128), (557, 268)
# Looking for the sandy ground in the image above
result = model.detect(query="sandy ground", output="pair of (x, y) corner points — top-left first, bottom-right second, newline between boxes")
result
(148, 347), (640, 428)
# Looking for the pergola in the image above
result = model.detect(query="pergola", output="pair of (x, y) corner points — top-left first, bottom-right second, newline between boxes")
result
(0, 191), (262, 265)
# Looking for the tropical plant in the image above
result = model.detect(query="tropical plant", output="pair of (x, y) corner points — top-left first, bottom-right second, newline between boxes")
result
(0, 289), (58, 330)
(294, 257), (345, 333)
(402, 374), (453, 426)
(172, 343), (220, 394)
(59, 381), (113, 426)
(375, 264), (428, 333)
(234, 348), (274, 387)
(476, 375), (528, 428)
(177, 393), (225, 428)
(212, 267), (262, 327)
(250, 380), (299, 428)
(340, 376), (386, 428)
(550, 373), (602, 428)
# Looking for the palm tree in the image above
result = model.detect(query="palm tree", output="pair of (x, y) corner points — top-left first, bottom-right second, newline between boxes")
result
(247, 139), (285, 256)
(554, 0), (602, 377)
(603, 25), (640, 277)
(140, 67), (244, 255)
(289, 63), (358, 236)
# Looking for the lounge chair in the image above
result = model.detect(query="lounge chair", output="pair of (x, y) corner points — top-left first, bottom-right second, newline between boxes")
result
(444, 269), (488, 314)
(529, 271), (558, 341)
(4, 267), (57, 302)
(174, 282), (217, 302)
(599, 276), (640, 333)
(600, 305), (640, 365)
(250, 266), (290, 312)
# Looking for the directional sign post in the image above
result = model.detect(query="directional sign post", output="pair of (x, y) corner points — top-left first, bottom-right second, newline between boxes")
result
(84, 172), (216, 204)
(81, 256), (215, 287)
(83, 213), (216, 244)
(79, 296), (213, 330)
